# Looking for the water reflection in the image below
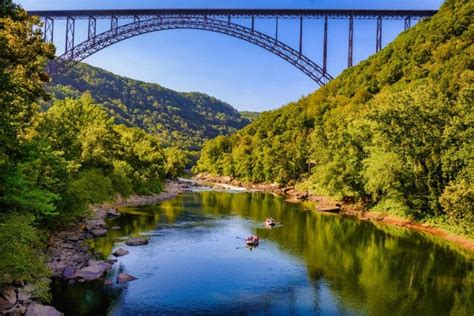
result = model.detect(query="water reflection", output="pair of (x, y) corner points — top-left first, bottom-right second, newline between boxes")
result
(53, 191), (474, 315)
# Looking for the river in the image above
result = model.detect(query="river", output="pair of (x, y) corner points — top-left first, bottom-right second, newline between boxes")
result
(51, 191), (474, 315)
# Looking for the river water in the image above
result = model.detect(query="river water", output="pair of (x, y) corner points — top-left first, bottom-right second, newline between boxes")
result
(52, 191), (473, 315)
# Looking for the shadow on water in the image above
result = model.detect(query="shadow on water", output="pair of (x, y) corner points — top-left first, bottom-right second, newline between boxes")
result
(52, 191), (474, 315)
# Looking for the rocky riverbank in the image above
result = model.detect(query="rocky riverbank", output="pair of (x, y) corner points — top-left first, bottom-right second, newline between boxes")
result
(47, 180), (192, 283)
(0, 285), (63, 316)
(0, 180), (191, 316)
(193, 173), (474, 253)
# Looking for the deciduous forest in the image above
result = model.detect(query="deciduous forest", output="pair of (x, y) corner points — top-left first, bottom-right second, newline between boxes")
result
(195, 0), (473, 236)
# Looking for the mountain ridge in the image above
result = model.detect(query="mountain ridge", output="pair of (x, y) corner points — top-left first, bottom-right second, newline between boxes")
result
(48, 62), (250, 149)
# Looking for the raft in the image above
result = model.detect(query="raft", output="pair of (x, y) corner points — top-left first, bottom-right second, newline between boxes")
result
(265, 218), (276, 226)
(245, 235), (259, 246)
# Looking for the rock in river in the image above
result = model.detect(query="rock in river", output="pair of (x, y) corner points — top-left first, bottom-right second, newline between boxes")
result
(91, 228), (108, 237)
(86, 219), (108, 231)
(74, 260), (111, 281)
(113, 248), (129, 257)
(25, 303), (63, 316)
(117, 273), (137, 283)
(107, 208), (120, 217)
(125, 237), (149, 246)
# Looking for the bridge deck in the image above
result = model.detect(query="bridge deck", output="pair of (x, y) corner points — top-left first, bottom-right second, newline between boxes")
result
(28, 8), (437, 20)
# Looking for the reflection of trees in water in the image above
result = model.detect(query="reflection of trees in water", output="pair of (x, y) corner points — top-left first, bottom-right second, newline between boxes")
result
(196, 192), (473, 315)
(51, 278), (123, 315)
(92, 192), (473, 315)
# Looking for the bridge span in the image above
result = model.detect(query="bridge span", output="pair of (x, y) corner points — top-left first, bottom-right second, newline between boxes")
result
(28, 8), (437, 85)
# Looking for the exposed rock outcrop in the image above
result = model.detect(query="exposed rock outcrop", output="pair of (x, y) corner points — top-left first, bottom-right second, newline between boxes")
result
(0, 286), (62, 316)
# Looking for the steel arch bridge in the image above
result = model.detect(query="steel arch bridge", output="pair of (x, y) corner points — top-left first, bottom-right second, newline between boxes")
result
(28, 9), (437, 86)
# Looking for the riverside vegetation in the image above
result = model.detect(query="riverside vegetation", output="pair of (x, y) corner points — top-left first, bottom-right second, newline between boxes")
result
(0, 0), (473, 312)
(195, 0), (474, 238)
(0, 0), (212, 303)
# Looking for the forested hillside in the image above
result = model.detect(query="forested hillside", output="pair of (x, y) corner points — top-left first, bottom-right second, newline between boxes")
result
(195, 0), (473, 235)
(48, 63), (250, 149)
(239, 111), (260, 122)
(0, 1), (186, 298)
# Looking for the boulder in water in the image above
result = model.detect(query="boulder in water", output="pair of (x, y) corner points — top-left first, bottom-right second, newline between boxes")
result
(74, 260), (110, 281)
(117, 273), (137, 283)
(112, 248), (129, 257)
(125, 237), (149, 246)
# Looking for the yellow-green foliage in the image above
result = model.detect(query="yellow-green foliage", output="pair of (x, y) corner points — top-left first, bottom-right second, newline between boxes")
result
(196, 0), (473, 233)
(0, 0), (187, 295)
(47, 62), (251, 150)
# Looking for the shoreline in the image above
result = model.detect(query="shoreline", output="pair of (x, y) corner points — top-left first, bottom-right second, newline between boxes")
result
(193, 173), (474, 254)
(46, 179), (191, 279)
(4, 177), (469, 315)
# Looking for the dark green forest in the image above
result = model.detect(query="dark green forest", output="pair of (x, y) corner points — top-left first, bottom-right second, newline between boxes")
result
(49, 63), (250, 150)
(0, 0), (472, 306)
(195, 0), (473, 236)
(0, 1), (189, 298)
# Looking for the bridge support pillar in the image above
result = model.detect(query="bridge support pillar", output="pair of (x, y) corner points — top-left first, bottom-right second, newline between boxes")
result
(65, 16), (75, 56)
(111, 15), (118, 33)
(43, 17), (54, 43)
(376, 16), (382, 52)
(348, 15), (353, 67)
(275, 17), (279, 42)
(299, 16), (303, 57)
(404, 17), (411, 30)
(323, 15), (328, 74)
(88, 16), (96, 43)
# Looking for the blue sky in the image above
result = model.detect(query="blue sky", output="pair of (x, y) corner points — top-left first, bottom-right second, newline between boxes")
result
(17, 0), (443, 111)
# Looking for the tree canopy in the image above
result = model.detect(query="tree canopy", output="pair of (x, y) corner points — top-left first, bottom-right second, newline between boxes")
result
(195, 0), (474, 236)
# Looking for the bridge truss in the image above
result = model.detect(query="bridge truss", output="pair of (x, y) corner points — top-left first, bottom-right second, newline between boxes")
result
(29, 9), (436, 85)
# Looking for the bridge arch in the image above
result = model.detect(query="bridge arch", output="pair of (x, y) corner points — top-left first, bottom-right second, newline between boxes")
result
(50, 16), (333, 86)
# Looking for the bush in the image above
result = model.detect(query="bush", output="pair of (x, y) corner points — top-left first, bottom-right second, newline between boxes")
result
(0, 214), (51, 302)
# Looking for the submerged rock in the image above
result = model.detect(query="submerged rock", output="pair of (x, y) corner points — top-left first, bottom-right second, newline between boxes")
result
(25, 303), (63, 316)
(117, 273), (137, 283)
(125, 237), (149, 246)
(112, 248), (129, 257)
